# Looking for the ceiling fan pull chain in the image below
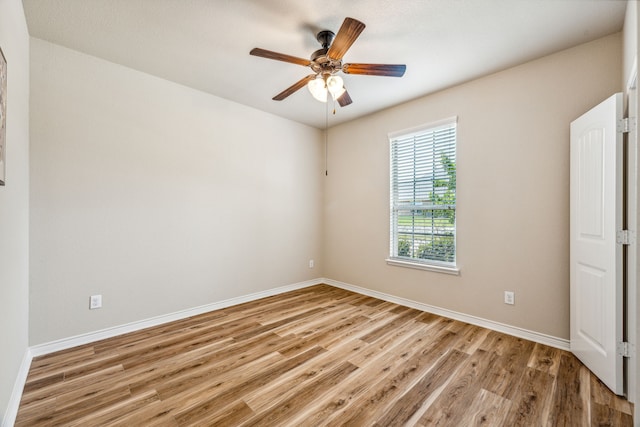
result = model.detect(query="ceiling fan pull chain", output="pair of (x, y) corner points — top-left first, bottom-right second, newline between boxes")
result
(325, 98), (329, 176)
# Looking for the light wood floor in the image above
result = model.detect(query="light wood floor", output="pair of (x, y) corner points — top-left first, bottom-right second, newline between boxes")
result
(16, 284), (633, 426)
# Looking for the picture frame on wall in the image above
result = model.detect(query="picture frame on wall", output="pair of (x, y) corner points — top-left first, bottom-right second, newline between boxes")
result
(0, 46), (6, 186)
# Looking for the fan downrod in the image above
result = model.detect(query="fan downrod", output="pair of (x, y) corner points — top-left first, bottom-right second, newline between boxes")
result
(316, 30), (335, 48)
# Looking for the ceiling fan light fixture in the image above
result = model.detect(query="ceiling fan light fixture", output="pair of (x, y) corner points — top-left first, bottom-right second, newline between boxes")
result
(251, 17), (404, 107)
(308, 77), (328, 102)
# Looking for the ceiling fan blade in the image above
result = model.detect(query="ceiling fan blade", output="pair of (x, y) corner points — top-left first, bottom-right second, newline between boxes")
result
(273, 74), (316, 101)
(337, 90), (352, 107)
(327, 17), (366, 60)
(250, 48), (311, 67)
(342, 63), (406, 77)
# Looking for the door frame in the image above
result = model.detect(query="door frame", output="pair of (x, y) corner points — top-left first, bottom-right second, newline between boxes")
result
(626, 58), (638, 405)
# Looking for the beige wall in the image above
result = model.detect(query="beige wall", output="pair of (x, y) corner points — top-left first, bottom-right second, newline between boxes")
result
(29, 39), (324, 345)
(624, 0), (637, 89)
(324, 33), (622, 340)
(0, 0), (30, 422)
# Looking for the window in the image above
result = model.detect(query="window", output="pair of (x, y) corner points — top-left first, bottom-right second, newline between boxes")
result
(388, 117), (457, 272)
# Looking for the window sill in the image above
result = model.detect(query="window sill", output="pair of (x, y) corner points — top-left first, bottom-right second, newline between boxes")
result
(385, 258), (460, 276)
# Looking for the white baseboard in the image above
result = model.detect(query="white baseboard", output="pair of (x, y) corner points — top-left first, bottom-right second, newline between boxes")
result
(30, 278), (323, 358)
(2, 348), (33, 427)
(322, 278), (570, 351)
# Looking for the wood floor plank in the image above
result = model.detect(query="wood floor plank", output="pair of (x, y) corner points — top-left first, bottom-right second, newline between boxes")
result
(240, 361), (359, 427)
(231, 306), (326, 341)
(323, 328), (462, 426)
(480, 335), (536, 400)
(155, 350), (286, 407)
(591, 372), (634, 415)
(367, 301), (401, 318)
(13, 397), (56, 426)
(547, 353), (590, 427)
(372, 349), (468, 426)
(91, 312), (229, 354)
(15, 284), (633, 426)
(276, 314), (370, 357)
(243, 335), (371, 414)
(349, 316), (452, 369)
(19, 364), (125, 407)
(65, 389), (161, 427)
(20, 371), (64, 395)
(136, 331), (295, 396)
(418, 347), (499, 426)
(103, 399), (179, 427)
(415, 310), (440, 323)
(124, 337), (237, 395)
(359, 306), (423, 343)
(527, 342), (562, 376)
(29, 384), (131, 426)
(294, 323), (450, 426)
(182, 400), (254, 427)
(169, 346), (327, 423)
(125, 330), (291, 396)
(116, 319), (263, 371)
(458, 388), (512, 426)
(502, 367), (555, 426)
(451, 323), (491, 355)
(28, 346), (95, 371)
(592, 401), (635, 426)
(268, 301), (360, 337)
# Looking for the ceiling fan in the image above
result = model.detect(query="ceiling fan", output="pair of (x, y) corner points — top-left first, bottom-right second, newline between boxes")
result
(250, 17), (406, 107)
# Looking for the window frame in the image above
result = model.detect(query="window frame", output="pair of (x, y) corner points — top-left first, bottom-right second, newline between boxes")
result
(386, 117), (459, 275)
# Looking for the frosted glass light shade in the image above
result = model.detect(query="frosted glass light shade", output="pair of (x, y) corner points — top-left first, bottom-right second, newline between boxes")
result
(326, 75), (344, 97)
(307, 78), (327, 102)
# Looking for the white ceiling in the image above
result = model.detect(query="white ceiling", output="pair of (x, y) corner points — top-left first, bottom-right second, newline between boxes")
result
(22, 0), (627, 129)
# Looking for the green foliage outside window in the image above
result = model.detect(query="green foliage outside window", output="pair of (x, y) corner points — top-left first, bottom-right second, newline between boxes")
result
(397, 154), (456, 263)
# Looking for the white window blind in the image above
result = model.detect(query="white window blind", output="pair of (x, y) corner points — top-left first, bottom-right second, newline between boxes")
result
(389, 117), (457, 265)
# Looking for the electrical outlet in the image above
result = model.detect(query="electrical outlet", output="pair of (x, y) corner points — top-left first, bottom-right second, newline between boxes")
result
(90, 294), (102, 310)
(504, 291), (515, 305)
(309, 259), (314, 268)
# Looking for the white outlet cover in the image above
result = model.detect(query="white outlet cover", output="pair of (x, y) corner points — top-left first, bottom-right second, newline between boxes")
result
(504, 291), (515, 305)
(90, 294), (102, 309)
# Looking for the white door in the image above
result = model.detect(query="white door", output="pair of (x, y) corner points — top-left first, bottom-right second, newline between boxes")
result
(570, 92), (624, 395)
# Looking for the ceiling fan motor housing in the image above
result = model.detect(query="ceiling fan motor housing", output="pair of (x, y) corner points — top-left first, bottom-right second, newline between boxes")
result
(310, 30), (341, 75)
